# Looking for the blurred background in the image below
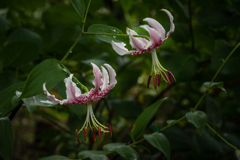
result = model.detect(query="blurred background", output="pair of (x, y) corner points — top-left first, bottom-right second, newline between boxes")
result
(0, 0), (240, 159)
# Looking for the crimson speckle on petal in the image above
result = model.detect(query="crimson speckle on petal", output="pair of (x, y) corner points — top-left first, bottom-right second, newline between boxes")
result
(111, 9), (176, 89)
(43, 63), (117, 142)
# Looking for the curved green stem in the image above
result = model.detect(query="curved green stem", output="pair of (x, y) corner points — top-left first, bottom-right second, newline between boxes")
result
(60, 33), (83, 64)
(83, 31), (150, 40)
(105, 42), (240, 157)
(60, 0), (92, 64)
(61, 64), (89, 93)
(82, 0), (91, 33)
(208, 42), (240, 90)
(206, 123), (237, 150)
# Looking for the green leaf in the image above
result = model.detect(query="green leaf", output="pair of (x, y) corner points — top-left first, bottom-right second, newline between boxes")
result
(78, 150), (109, 160)
(108, 99), (142, 120)
(88, 24), (125, 43)
(130, 98), (168, 141)
(16, 91), (54, 115)
(0, 42), (39, 67)
(186, 111), (207, 135)
(144, 133), (171, 160)
(0, 82), (25, 117)
(0, 117), (14, 160)
(6, 28), (43, 50)
(203, 82), (226, 92)
(19, 59), (67, 99)
(42, 5), (81, 27)
(70, 0), (85, 18)
(206, 95), (222, 128)
(38, 155), (72, 160)
(103, 143), (140, 160)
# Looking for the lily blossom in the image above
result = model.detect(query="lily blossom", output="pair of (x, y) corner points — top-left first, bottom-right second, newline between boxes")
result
(43, 63), (117, 143)
(111, 9), (176, 89)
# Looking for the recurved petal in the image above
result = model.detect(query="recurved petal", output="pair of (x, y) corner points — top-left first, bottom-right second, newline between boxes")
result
(103, 64), (117, 86)
(127, 28), (148, 46)
(43, 83), (67, 105)
(161, 9), (175, 39)
(126, 28), (138, 36)
(143, 17), (166, 39)
(140, 25), (162, 46)
(91, 63), (103, 90)
(111, 41), (129, 56)
(64, 74), (81, 102)
(127, 28), (146, 51)
(101, 66), (109, 90)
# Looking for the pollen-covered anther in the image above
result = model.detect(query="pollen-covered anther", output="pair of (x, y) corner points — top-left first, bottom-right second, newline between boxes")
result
(98, 126), (101, 141)
(163, 72), (171, 85)
(84, 127), (87, 141)
(92, 127), (96, 142)
(107, 124), (112, 138)
(168, 69), (176, 83)
(147, 75), (152, 88)
(158, 73), (161, 86)
(75, 129), (81, 144)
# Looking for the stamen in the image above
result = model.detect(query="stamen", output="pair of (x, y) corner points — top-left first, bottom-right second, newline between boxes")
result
(92, 127), (96, 142)
(163, 72), (171, 85)
(147, 75), (152, 88)
(105, 132), (107, 139)
(75, 129), (81, 144)
(84, 127), (87, 141)
(158, 74), (161, 86)
(98, 126), (101, 141)
(168, 69), (176, 83)
(154, 75), (157, 89)
(107, 124), (112, 138)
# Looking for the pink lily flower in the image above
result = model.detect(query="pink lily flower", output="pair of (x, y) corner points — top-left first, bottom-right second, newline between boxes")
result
(43, 63), (117, 143)
(111, 9), (176, 89)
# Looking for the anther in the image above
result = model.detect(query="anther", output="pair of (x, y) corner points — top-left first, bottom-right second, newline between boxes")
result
(84, 127), (87, 141)
(158, 74), (161, 86)
(154, 75), (157, 89)
(98, 126), (101, 141)
(107, 124), (112, 138)
(147, 75), (152, 88)
(92, 127), (96, 142)
(75, 129), (81, 144)
(105, 132), (107, 139)
(163, 72), (171, 85)
(168, 69), (176, 83)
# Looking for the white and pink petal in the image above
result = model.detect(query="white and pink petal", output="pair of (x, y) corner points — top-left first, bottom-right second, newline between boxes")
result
(103, 64), (117, 86)
(143, 17), (166, 39)
(140, 25), (162, 47)
(161, 9), (175, 39)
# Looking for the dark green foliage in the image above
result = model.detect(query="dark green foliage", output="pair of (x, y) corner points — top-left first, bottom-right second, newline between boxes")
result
(0, 0), (240, 160)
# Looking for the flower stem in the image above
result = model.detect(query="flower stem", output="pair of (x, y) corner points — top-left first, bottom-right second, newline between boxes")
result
(105, 42), (240, 157)
(60, 33), (83, 64)
(60, 0), (92, 64)
(82, 0), (91, 33)
(208, 42), (240, 90)
(206, 123), (237, 150)
(83, 31), (150, 40)
(61, 64), (89, 93)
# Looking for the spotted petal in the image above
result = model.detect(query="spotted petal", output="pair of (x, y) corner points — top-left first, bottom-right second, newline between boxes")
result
(111, 41), (143, 55)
